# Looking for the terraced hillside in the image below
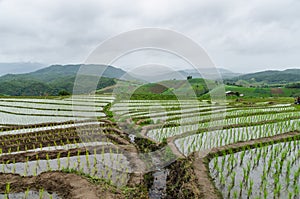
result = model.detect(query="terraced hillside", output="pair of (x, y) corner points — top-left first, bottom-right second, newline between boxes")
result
(0, 95), (148, 199)
(111, 99), (300, 198)
(0, 95), (299, 198)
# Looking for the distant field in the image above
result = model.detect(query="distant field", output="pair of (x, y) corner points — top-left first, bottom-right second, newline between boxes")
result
(200, 85), (300, 99)
(226, 85), (300, 97)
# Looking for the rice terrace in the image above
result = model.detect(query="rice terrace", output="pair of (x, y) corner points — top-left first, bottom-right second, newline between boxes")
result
(1, 1), (300, 198)
(0, 64), (299, 199)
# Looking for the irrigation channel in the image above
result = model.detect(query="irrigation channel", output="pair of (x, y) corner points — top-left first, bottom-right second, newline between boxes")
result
(112, 99), (300, 199)
(0, 95), (299, 198)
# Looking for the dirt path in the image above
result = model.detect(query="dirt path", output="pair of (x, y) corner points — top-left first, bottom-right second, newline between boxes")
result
(167, 139), (185, 159)
(192, 152), (221, 199)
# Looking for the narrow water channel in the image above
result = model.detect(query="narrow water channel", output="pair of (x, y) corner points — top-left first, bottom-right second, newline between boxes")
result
(149, 169), (169, 199)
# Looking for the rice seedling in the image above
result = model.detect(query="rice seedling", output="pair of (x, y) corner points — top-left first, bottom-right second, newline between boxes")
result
(209, 139), (300, 199)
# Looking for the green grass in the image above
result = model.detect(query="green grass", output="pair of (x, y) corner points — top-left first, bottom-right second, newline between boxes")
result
(61, 168), (149, 198)
(201, 85), (300, 99)
(118, 78), (215, 100)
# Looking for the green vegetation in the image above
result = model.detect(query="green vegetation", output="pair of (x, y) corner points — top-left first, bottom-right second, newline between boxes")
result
(286, 82), (300, 88)
(118, 95), (299, 198)
(166, 157), (203, 198)
(62, 168), (114, 186)
(58, 90), (71, 96)
(103, 102), (115, 121)
(0, 64), (125, 96)
(208, 137), (300, 199)
(201, 85), (300, 99)
(128, 78), (213, 100)
(0, 76), (116, 96)
(62, 168), (149, 198)
(1, 66), (300, 198)
(225, 85), (300, 97)
(228, 69), (300, 85)
(1, 65), (300, 99)
(134, 137), (166, 153)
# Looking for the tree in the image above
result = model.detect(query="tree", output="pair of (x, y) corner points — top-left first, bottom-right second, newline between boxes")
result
(58, 90), (71, 96)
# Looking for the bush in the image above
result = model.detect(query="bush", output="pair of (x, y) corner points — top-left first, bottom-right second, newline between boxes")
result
(58, 90), (71, 96)
(285, 83), (300, 88)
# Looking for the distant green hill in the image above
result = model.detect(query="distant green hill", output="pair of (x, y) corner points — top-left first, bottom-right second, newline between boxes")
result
(100, 75), (300, 100)
(121, 78), (215, 100)
(229, 69), (300, 85)
(0, 64), (126, 96)
(2, 64), (300, 98)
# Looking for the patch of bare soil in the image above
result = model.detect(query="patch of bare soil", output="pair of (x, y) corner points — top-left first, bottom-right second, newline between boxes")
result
(0, 171), (124, 199)
(166, 157), (203, 199)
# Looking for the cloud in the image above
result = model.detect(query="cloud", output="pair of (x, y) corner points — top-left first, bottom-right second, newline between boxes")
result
(0, 0), (299, 73)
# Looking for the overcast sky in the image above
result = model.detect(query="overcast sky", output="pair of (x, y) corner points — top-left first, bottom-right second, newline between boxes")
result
(0, 0), (299, 74)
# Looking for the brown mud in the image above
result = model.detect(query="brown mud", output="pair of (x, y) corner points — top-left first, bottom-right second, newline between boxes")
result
(0, 126), (130, 154)
(0, 171), (123, 199)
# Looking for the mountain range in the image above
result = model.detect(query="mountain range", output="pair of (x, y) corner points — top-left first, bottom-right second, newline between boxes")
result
(0, 63), (298, 96)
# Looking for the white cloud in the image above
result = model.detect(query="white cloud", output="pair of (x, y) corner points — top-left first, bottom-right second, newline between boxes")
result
(0, 0), (299, 73)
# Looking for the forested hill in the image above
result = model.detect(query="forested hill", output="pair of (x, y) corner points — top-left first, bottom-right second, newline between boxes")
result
(230, 69), (300, 84)
(0, 64), (126, 96)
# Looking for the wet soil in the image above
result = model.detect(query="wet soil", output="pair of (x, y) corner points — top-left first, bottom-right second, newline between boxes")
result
(166, 157), (203, 199)
(0, 171), (124, 199)
(0, 125), (130, 154)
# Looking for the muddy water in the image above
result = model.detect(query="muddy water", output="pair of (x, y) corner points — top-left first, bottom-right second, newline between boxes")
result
(148, 154), (170, 199)
(0, 190), (61, 199)
(149, 169), (169, 199)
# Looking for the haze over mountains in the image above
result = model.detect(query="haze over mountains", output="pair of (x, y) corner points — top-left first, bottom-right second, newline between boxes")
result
(0, 63), (299, 96)
(0, 62), (46, 75)
(0, 62), (240, 80)
(125, 67), (241, 82)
